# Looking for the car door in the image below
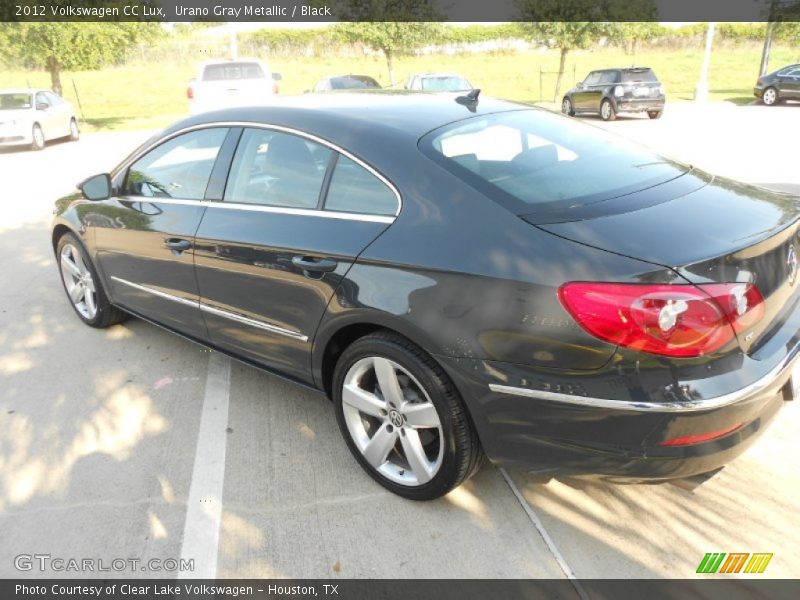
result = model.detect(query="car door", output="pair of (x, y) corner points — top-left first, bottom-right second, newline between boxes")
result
(33, 91), (59, 139)
(573, 72), (601, 111)
(89, 127), (233, 340)
(43, 92), (70, 137)
(779, 66), (800, 98)
(193, 126), (399, 384)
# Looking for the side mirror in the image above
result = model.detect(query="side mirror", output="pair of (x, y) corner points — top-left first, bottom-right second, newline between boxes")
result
(79, 173), (112, 201)
(576, 82), (584, 90)
(36, 102), (49, 111)
(272, 72), (283, 81)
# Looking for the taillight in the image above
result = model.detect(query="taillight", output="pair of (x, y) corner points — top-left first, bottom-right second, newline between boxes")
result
(186, 86), (194, 100)
(558, 282), (764, 358)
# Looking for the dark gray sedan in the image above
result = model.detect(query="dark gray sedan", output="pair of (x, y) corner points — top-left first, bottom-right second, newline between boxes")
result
(754, 63), (800, 105)
(52, 93), (797, 499)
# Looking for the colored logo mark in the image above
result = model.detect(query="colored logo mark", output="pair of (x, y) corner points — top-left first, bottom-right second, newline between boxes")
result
(696, 553), (773, 574)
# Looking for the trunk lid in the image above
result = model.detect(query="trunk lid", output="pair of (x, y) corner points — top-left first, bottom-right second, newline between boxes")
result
(532, 175), (800, 356)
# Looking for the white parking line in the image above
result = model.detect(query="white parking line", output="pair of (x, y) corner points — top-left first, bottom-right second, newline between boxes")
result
(499, 467), (589, 599)
(178, 352), (232, 579)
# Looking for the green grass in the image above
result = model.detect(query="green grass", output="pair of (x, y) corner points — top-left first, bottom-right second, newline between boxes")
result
(1, 45), (797, 132)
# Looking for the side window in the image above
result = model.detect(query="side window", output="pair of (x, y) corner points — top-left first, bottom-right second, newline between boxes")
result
(598, 71), (618, 85)
(225, 128), (332, 208)
(583, 72), (601, 86)
(124, 128), (228, 200)
(35, 92), (50, 108)
(44, 92), (63, 105)
(324, 155), (397, 216)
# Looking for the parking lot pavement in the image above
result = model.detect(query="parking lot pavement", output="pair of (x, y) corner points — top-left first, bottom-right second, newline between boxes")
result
(0, 102), (798, 581)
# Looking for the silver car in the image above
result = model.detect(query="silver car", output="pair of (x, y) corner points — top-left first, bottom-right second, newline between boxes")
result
(0, 88), (79, 150)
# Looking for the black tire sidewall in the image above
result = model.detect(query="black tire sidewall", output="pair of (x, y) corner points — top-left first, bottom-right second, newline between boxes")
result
(69, 119), (80, 141)
(332, 335), (468, 500)
(31, 124), (44, 150)
(56, 232), (111, 327)
(601, 99), (616, 121)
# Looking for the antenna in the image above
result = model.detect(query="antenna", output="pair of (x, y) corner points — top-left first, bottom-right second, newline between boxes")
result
(456, 88), (481, 112)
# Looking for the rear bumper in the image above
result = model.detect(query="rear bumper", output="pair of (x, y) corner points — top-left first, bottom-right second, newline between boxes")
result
(754, 86), (764, 98)
(614, 98), (665, 113)
(437, 342), (796, 480)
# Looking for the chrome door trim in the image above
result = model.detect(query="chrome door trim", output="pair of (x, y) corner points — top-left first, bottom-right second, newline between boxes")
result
(110, 276), (308, 342)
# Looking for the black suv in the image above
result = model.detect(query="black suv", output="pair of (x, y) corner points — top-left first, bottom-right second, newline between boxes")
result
(562, 67), (665, 121)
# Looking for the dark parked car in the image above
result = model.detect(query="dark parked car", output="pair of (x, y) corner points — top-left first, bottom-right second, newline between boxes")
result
(312, 75), (381, 92)
(754, 64), (800, 105)
(562, 67), (665, 121)
(52, 93), (797, 500)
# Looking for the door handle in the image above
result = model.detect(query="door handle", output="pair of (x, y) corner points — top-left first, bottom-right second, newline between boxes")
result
(292, 255), (338, 273)
(165, 238), (192, 255)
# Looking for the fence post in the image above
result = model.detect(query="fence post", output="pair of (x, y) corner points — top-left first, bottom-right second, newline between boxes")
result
(72, 78), (85, 121)
(539, 67), (542, 104)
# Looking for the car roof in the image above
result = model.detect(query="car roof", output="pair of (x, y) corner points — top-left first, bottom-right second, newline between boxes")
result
(0, 88), (42, 94)
(411, 73), (469, 78)
(590, 67), (654, 72)
(166, 91), (527, 142)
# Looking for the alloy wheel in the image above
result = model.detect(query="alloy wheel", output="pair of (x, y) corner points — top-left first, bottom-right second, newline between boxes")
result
(341, 356), (444, 487)
(763, 88), (777, 105)
(32, 125), (44, 149)
(562, 98), (571, 114)
(601, 101), (611, 120)
(59, 243), (97, 319)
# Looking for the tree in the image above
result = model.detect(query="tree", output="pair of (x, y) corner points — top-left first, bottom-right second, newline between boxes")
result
(335, 1), (443, 86)
(515, 0), (656, 101)
(1, 22), (159, 95)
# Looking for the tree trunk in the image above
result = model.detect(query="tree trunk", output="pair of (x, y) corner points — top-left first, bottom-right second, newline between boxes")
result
(385, 49), (396, 87)
(47, 56), (62, 95)
(759, 22), (775, 76)
(554, 47), (569, 102)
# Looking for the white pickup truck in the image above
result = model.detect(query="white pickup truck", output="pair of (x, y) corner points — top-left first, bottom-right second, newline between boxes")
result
(187, 59), (282, 115)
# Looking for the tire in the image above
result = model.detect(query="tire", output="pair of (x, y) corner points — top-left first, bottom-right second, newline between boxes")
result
(31, 123), (45, 151)
(561, 96), (575, 116)
(56, 232), (127, 328)
(600, 99), (616, 121)
(332, 331), (484, 500)
(69, 118), (80, 141)
(762, 87), (779, 106)
(647, 110), (663, 119)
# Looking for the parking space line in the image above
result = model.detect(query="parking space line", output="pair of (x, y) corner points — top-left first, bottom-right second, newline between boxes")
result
(498, 467), (588, 599)
(178, 352), (231, 579)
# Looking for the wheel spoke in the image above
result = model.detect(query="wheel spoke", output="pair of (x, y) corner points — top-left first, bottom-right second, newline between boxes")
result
(342, 383), (386, 418)
(84, 289), (97, 316)
(403, 402), (440, 428)
(363, 424), (399, 468)
(72, 249), (89, 275)
(68, 282), (85, 303)
(373, 357), (404, 407)
(60, 255), (81, 278)
(400, 430), (433, 484)
(83, 275), (95, 293)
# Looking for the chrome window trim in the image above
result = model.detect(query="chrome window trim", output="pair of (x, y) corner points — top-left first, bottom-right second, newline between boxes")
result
(115, 120), (402, 219)
(489, 341), (800, 413)
(111, 276), (308, 342)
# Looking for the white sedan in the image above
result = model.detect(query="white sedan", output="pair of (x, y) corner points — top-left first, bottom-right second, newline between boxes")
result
(0, 88), (79, 151)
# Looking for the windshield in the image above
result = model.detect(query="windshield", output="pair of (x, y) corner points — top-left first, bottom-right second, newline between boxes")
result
(419, 109), (687, 216)
(0, 93), (32, 110)
(621, 69), (658, 83)
(421, 77), (472, 91)
(202, 62), (265, 81)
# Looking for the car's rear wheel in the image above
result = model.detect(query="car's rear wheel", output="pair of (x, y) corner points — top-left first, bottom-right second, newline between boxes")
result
(333, 331), (483, 500)
(562, 97), (575, 116)
(647, 110), (663, 119)
(56, 232), (127, 328)
(762, 87), (779, 106)
(31, 124), (45, 151)
(69, 118), (80, 141)
(600, 99), (616, 121)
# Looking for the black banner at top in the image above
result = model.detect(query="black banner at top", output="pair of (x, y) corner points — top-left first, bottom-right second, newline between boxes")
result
(2, 0), (800, 23)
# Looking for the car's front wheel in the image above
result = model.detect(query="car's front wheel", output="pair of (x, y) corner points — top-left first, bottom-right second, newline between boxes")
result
(762, 87), (779, 106)
(600, 99), (616, 121)
(333, 331), (483, 500)
(56, 232), (127, 328)
(562, 97), (575, 116)
(31, 124), (45, 151)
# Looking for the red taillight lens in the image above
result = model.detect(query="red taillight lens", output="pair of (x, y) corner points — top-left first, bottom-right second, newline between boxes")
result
(659, 422), (743, 446)
(186, 86), (194, 100)
(558, 282), (764, 358)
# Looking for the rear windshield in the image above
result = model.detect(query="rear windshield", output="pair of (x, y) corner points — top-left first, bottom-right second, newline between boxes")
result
(421, 77), (472, 91)
(0, 93), (32, 110)
(419, 109), (686, 217)
(621, 69), (658, 83)
(202, 62), (265, 81)
(331, 76), (379, 89)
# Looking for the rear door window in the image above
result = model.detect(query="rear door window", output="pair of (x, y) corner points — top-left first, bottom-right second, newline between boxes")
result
(224, 128), (332, 209)
(324, 156), (398, 216)
(124, 128), (228, 200)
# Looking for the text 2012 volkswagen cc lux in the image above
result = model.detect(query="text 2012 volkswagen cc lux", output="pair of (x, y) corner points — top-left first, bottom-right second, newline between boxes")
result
(52, 93), (798, 500)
